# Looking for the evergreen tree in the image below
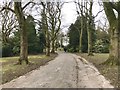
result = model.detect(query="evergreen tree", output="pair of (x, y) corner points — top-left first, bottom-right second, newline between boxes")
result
(67, 16), (89, 52)
(26, 15), (38, 54)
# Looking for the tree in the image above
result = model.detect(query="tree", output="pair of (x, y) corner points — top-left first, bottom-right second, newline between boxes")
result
(0, 1), (33, 64)
(67, 16), (88, 52)
(41, 2), (50, 56)
(1, 9), (17, 43)
(87, 1), (94, 56)
(103, 2), (120, 65)
(118, 3), (120, 64)
(26, 15), (39, 54)
(94, 27), (109, 53)
(40, 2), (62, 55)
(48, 2), (62, 53)
(67, 23), (80, 52)
(75, 1), (95, 55)
(38, 31), (46, 53)
(14, 2), (29, 64)
(0, 2), (18, 57)
(75, 1), (85, 53)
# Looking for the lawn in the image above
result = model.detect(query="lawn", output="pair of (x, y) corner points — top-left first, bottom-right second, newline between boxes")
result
(76, 53), (119, 88)
(0, 53), (57, 84)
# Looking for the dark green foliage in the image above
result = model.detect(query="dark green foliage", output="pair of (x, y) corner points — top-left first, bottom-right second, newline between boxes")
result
(26, 15), (46, 54)
(68, 23), (80, 52)
(2, 30), (20, 57)
(12, 31), (20, 55)
(67, 15), (109, 53)
(38, 31), (46, 53)
(2, 30), (20, 56)
(26, 15), (38, 54)
(94, 39), (109, 53)
(81, 22), (88, 52)
(2, 43), (13, 57)
(67, 16), (88, 52)
(2, 15), (46, 57)
(94, 29), (109, 53)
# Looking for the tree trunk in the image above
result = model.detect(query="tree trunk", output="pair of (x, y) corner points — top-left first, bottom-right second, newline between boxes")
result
(51, 40), (55, 53)
(108, 24), (119, 64)
(51, 24), (55, 53)
(79, 17), (83, 53)
(87, 20), (93, 56)
(103, 2), (120, 66)
(87, 1), (94, 56)
(79, 2), (84, 53)
(87, 28), (93, 55)
(103, 2), (119, 65)
(118, 7), (120, 88)
(118, 3), (120, 58)
(46, 31), (50, 56)
(14, 2), (28, 64)
(19, 21), (28, 64)
(55, 40), (58, 51)
(41, 3), (51, 56)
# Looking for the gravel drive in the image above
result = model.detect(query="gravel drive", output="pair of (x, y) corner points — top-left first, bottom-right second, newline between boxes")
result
(1, 52), (114, 88)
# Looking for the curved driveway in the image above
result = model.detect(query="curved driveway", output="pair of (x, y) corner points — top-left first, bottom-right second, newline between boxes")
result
(2, 52), (114, 88)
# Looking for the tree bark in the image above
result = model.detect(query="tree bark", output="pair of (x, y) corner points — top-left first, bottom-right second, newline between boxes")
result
(79, 16), (83, 53)
(78, 1), (84, 53)
(14, 2), (28, 64)
(118, 3), (120, 87)
(103, 2), (119, 65)
(41, 2), (51, 56)
(46, 31), (50, 56)
(118, 3), (120, 61)
(87, 1), (94, 56)
(51, 40), (55, 53)
(51, 18), (55, 53)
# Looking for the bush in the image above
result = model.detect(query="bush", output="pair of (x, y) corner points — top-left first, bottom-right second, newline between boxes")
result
(2, 44), (13, 57)
(68, 47), (79, 52)
(94, 39), (109, 53)
(12, 46), (20, 55)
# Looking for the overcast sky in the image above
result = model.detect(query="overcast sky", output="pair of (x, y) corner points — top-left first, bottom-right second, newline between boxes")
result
(61, 0), (106, 33)
(0, 0), (107, 33)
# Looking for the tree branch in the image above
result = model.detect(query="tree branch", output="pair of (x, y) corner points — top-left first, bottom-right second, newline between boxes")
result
(0, 7), (15, 13)
(109, 2), (119, 12)
(22, 2), (35, 10)
(94, 9), (104, 18)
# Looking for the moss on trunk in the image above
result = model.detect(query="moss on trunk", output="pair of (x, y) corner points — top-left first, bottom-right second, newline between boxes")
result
(103, 2), (119, 66)
(14, 2), (29, 64)
(102, 56), (119, 66)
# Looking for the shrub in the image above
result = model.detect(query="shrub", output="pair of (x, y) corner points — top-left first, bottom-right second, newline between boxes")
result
(2, 44), (13, 57)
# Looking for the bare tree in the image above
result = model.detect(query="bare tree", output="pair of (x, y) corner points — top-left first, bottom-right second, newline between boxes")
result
(40, 2), (63, 55)
(41, 2), (50, 56)
(0, 2), (17, 43)
(75, 0), (84, 53)
(87, 1), (94, 56)
(0, 1), (34, 64)
(47, 2), (62, 53)
(103, 2), (120, 65)
(75, 0), (94, 55)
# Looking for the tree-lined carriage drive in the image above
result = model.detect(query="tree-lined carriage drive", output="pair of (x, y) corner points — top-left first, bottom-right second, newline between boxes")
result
(0, 0), (120, 88)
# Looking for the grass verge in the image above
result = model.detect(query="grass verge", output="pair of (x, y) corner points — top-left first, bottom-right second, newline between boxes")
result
(1, 53), (57, 84)
(76, 53), (118, 88)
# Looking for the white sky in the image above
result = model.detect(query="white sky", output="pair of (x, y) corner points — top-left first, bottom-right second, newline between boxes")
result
(61, 1), (77, 33)
(60, 0), (107, 33)
(0, 0), (107, 33)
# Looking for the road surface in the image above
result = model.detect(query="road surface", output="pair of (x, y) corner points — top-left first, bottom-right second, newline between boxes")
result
(2, 52), (114, 88)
